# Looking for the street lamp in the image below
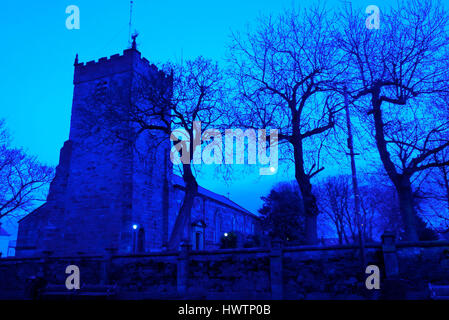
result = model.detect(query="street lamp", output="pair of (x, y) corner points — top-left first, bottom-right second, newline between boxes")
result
(343, 86), (366, 269)
(132, 224), (139, 253)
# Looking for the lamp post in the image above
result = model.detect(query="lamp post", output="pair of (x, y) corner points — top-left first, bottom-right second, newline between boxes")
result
(343, 87), (367, 269)
(132, 224), (138, 254)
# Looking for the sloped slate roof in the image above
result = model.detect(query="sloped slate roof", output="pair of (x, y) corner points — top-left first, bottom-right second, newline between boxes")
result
(171, 174), (259, 218)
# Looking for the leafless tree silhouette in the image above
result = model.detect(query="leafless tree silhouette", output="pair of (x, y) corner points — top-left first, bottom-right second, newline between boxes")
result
(228, 6), (345, 244)
(0, 120), (54, 220)
(338, 0), (449, 240)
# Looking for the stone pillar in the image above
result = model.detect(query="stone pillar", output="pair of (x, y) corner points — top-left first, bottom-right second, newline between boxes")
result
(177, 242), (191, 296)
(102, 248), (117, 285)
(270, 239), (283, 300)
(381, 231), (399, 278)
(381, 232), (408, 299)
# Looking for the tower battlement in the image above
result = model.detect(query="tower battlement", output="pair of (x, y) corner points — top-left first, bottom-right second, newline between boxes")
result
(73, 48), (172, 85)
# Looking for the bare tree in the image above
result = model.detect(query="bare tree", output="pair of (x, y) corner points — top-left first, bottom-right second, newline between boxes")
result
(432, 150), (449, 216)
(228, 6), (345, 244)
(162, 58), (226, 249)
(338, 0), (449, 240)
(0, 120), (54, 220)
(317, 174), (381, 244)
(317, 171), (410, 243)
(316, 176), (351, 244)
(85, 57), (226, 250)
(418, 148), (449, 230)
(358, 171), (403, 240)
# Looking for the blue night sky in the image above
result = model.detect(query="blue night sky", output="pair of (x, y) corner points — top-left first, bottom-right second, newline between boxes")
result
(0, 0), (395, 229)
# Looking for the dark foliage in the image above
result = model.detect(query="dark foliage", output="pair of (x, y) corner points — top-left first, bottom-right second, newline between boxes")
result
(259, 182), (306, 243)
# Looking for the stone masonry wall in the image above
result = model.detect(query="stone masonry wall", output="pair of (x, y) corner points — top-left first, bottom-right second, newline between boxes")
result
(2, 237), (448, 300)
(16, 48), (173, 257)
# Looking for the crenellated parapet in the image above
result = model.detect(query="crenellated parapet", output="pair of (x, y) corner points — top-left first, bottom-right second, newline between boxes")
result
(73, 48), (172, 86)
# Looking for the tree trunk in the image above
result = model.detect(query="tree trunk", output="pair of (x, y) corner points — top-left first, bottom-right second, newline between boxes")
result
(336, 221), (343, 245)
(292, 139), (319, 245)
(370, 90), (418, 241)
(168, 164), (198, 250)
(397, 179), (419, 241)
(304, 212), (318, 244)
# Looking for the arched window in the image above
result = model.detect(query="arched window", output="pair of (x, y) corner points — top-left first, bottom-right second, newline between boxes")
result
(94, 80), (108, 103)
(195, 232), (202, 251)
(191, 220), (206, 250)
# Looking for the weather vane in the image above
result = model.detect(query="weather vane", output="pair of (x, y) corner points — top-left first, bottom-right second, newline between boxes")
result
(131, 31), (139, 49)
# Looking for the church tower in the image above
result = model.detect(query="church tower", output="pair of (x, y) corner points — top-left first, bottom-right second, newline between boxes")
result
(16, 45), (173, 256)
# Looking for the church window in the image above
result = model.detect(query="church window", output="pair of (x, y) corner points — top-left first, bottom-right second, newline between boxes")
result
(191, 221), (205, 250)
(195, 232), (202, 250)
(194, 197), (202, 212)
(94, 80), (108, 103)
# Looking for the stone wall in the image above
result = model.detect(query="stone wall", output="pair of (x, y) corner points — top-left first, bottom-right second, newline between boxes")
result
(0, 255), (104, 298)
(187, 248), (271, 299)
(1, 234), (448, 300)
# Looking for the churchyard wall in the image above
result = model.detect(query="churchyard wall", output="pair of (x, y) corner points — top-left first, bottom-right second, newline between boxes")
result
(1, 233), (448, 299)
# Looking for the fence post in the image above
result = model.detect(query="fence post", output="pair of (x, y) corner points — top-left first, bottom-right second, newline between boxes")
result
(381, 231), (399, 278)
(381, 231), (409, 299)
(102, 248), (117, 285)
(177, 242), (191, 296)
(270, 239), (283, 300)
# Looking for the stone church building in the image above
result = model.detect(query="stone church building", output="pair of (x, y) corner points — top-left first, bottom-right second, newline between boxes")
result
(15, 46), (259, 257)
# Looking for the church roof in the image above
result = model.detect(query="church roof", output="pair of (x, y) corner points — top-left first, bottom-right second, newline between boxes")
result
(171, 175), (258, 218)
